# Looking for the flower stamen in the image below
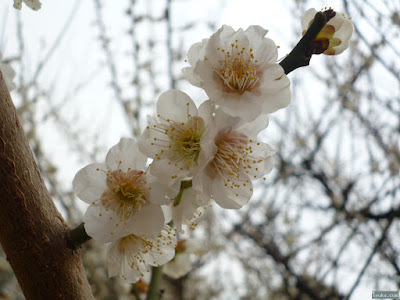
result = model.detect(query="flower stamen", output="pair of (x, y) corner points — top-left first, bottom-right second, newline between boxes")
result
(213, 41), (261, 94)
(149, 115), (205, 169)
(101, 169), (147, 221)
(116, 227), (177, 279)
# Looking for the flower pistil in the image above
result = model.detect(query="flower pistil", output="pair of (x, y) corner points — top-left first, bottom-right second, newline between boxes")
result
(212, 41), (261, 94)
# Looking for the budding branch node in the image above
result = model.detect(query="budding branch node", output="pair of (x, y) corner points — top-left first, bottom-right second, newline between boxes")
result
(280, 12), (329, 75)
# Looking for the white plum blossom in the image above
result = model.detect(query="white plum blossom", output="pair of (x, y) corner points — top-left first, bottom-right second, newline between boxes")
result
(138, 90), (213, 185)
(182, 38), (208, 87)
(0, 54), (16, 91)
(13, 0), (41, 10)
(301, 8), (354, 55)
(164, 239), (201, 279)
(164, 251), (192, 279)
(183, 25), (291, 121)
(73, 138), (176, 243)
(193, 109), (275, 209)
(107, 225), (177, 283)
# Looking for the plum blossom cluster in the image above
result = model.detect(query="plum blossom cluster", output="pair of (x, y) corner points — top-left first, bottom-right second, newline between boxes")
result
(73, 138), (178, 283)
(138, 23), (288, 228)
(73, 8), (353, 283)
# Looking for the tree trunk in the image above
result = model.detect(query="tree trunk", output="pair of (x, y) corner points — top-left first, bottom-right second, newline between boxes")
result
(0, 71), (94, 300)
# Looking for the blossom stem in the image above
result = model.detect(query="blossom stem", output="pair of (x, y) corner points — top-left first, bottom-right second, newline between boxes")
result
(68, 223), (92, 250)
(173, 180), (193, 206)
(145, 220), (175, 299)
(279, 11), (328, 75)
(146, 265), (164, 300)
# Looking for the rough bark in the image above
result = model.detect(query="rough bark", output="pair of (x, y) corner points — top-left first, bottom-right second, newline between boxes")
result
(0, 71), (94, 300)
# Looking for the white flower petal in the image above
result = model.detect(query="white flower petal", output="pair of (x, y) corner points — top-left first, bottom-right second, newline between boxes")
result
(142, 242), (176, 267)
(246, 142), (275, 178)
(73, 163), (107, 204)
(164, 252), (192, 279)
(217, 91), (263, 121)
(187, 40), (208, 66)
(334, 18), (354, 42)
(84, 205), (120, 243)
(106, 138), (147, 171)
(197, 100), (216, 125)
(138, 120), (168, 158)
(327, 13), (345, 30)
(330, 40), (350, 55)
(182, 67), (202, 87)
(162, 204), (172, 223)
(149, 159), (190, 185)
(238, 114), (269, 136)
(124, 205), (165, 238)
(85, 204), (165, 243)
(245, 26), (277, 64)
(245, 25), (268, 40)
(259, 64), (291, 115)
(146, 174), (178, 204)
(157, 90), (198, 123)
(212, 174), (253, 209)
(197, 123), (219, 168)
(107, 241), (122, 277)
(218, 26), (250, 52)
(182, 39), (209, 87)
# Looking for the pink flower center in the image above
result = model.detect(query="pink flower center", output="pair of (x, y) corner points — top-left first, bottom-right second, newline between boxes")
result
(212, 130), (251, 178)
(101, 169), (147, 220)
(167, 116), (205, 165)
(116, 227), (176, 279)
(150, 113), (205, 169)
(212, 40), (261, 94)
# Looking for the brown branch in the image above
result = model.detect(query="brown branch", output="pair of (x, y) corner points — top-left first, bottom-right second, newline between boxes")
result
(0, 71), (94, 300)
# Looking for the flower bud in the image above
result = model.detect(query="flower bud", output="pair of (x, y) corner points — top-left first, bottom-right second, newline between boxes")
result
(302, 8), (354, 55)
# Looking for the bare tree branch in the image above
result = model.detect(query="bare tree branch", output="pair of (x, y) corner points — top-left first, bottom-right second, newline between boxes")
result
(0, 72), (94, 300)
